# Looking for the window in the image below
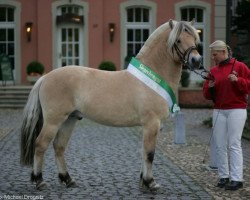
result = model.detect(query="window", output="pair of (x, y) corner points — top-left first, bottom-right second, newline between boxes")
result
(125, 7), (151, 63)
(181, 7), (204, 58)
(61, 5), (80, 14)
(0, 6), (15, 69)
(0, 7), (14, 22)
(181, 8), (203, 22)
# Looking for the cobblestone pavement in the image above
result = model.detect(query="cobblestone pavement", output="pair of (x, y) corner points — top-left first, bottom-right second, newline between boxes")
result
(158, 109), (250, 200)
(0, 109), (249, 199)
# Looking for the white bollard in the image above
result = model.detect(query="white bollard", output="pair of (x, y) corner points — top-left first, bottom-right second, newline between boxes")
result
(174, 111), (186, 144)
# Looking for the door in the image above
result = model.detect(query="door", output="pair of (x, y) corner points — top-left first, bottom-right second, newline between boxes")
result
(56, 5), (84, 67)
(58, 25), (83, 67)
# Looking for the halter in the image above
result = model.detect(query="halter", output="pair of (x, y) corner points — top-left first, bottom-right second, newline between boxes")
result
(172, 42), (214, 81)
(172, 43), (197, 69)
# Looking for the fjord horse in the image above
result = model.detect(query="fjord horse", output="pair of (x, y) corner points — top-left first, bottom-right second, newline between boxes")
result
(20, 19), (202, 190)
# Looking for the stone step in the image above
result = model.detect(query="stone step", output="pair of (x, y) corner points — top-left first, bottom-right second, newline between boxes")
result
(0, 99), (27, 103)
(0, 104), (25, 108)
(0, 95), (28, 99)
(0, 86), (31, 108)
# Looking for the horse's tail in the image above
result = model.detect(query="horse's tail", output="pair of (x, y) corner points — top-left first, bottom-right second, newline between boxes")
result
(20, 76), (44, 166)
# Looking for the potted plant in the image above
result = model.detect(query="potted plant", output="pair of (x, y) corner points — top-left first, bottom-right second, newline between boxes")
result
(26, 61), (45, 84)
(98, 61), (116, 71)
(180, 70), (190, 87)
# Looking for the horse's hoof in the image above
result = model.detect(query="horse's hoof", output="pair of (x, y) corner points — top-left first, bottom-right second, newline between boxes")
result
(36, 181), (48, 190)
(66, 179), (77, 188)
(58, 173), (76, 188)
(148, 181), (161, 191)
(139, 178), (160, 191)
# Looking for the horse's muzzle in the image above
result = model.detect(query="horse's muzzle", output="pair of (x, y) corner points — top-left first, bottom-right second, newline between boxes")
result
(189, 55), (202, 70)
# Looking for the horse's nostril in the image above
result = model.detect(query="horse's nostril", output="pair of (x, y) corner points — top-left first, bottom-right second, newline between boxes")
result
(192, 57), (196, 64)
(192, 57), (199, 65)
(191, 57), (202, 68)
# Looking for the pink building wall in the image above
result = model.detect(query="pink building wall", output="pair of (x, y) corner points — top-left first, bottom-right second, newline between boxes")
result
(12, 0), (215, 83)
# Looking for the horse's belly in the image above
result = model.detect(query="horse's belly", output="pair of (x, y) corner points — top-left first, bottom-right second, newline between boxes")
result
(82, 103), (140, 127)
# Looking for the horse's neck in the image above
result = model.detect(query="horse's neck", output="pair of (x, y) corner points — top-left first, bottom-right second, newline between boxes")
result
(137, 49), (182, 94)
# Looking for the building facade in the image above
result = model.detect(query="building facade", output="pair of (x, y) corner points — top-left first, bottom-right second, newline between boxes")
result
(0, 0), (226, 84)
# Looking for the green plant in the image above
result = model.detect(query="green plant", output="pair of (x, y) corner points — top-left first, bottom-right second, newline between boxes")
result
(26, 61), (45, 75)
(180, 70), (190, 87)
(98, 61), (116, 71)
(195, 80), (204, 87)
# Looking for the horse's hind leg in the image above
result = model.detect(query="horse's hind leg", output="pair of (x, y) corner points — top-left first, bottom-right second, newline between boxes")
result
(53, 117), (78, 187)
(32, 118), (65, 190)
(140, 118), (161, 191)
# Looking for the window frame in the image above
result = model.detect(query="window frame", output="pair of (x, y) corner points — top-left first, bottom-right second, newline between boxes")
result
(175, 0), (211, 84)
(180, 7), (205, 60)
(0, 1), (21, 83)
(52, 0), (89, 69)
(120, 0), (156, 69)
(125, 7), (151, 61)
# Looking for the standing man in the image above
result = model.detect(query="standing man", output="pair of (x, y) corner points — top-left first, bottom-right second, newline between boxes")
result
(203, 40), (250, 191)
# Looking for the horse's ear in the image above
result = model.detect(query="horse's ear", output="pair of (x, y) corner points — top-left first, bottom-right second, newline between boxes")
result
(169, 19), (174, 29)
(190, 18), (195, 26)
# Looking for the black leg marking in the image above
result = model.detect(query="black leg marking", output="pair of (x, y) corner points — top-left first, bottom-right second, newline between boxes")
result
(139, 172), (160, 191)
(31, 171), (43, 183)
(59, 172), (76, 187)
(147, 151), (155, 163)
(31, 171), (47, 190)
(140, 174), (155, 190)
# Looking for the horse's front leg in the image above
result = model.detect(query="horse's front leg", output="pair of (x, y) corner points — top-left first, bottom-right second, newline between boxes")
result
(140, 118), (161, 191)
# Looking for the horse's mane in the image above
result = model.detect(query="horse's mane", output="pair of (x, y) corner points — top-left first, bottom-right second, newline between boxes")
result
(137, 20), (200, 57)
(167, 20), (200, 49)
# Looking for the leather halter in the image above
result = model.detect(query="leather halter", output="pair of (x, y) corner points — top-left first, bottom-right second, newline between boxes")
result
(172, 43), (198, 70)
(172, 42), (214, 80)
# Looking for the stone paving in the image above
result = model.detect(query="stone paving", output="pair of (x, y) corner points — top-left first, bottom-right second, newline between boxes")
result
(158, 109), (250, 200)
(0, 108), (249, 199)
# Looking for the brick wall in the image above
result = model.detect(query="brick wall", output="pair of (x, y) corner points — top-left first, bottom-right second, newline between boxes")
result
(178, 88), (213, 108)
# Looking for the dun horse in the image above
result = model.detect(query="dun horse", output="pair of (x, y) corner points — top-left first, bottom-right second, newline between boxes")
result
(20, 19), (202, 190)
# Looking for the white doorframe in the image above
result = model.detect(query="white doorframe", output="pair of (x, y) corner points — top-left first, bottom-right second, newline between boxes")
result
(52, 0), (89, 69)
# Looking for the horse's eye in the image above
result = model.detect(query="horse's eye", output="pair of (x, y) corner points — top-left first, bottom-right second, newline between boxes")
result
(176, 39), (181, 44)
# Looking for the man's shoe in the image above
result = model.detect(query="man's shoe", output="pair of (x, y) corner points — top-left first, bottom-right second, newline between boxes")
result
(225, 181), (243, 191)
(217, 178), (229, 188)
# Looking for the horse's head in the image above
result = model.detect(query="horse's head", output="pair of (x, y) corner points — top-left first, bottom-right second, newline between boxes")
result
(167, 19), (202, 70)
